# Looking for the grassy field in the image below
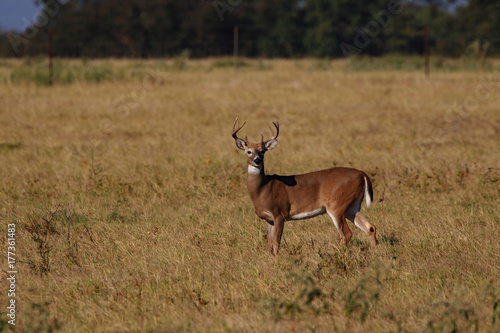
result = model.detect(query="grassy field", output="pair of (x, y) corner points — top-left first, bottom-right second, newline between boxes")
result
(0, 58), (499, 332)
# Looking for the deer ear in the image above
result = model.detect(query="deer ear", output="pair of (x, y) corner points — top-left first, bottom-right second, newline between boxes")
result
(235, 138), (247, 150)
(264, 139), (277, 151)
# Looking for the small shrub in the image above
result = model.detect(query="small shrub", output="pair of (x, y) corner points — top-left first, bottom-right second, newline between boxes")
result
(24, 301), (60, 332)
(0, 142), (21, 152)
(83, 66), (113, 82)
(173, 49), (191, 70)
(24, 207), (61, 275)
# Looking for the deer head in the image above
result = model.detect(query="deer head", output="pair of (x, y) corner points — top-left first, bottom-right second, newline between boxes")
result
(232, 118), (279, 171)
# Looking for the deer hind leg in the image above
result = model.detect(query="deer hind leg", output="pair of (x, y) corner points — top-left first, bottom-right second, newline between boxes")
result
(326, 210), (352, 245)
(346, 201), (377, 246)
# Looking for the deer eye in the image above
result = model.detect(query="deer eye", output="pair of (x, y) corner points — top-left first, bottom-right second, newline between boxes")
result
(246, 151), (252, 155)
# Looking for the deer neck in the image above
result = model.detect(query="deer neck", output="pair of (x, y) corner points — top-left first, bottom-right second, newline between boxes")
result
(246, 163), (267, 198)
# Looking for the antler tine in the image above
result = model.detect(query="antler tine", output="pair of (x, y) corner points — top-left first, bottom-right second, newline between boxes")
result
(232, 117), (246, 140)
(260, 134), (264, 144)
(268, 121), (280, 140)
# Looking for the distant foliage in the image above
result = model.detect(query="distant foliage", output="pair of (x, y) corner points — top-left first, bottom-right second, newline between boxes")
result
(0, 0), (499, 58)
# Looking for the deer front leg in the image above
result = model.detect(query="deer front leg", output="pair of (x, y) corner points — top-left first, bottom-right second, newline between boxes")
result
(267, 222), (275, 253)
(272, 216), (285, 255)
(326, 210), (353, 245)
(339, 215), (353, 245)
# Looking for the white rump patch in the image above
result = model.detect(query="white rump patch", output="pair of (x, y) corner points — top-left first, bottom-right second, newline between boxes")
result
(364, 177), (372, 208)
(248, 164), (261, 175)
(288, 207), (326, 221)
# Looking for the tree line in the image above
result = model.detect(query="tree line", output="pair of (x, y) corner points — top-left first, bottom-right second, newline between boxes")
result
(0, 0), (498, 58)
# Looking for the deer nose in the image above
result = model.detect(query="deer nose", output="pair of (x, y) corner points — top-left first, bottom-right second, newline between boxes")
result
(254, 157), (262, 165)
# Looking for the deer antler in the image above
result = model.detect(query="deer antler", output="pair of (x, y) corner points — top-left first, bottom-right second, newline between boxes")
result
(232, 117), (247, 142)
(267, 121), (279, 141)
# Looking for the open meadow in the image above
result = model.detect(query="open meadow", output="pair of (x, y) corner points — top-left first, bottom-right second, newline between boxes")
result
(0, 58), (499, 332)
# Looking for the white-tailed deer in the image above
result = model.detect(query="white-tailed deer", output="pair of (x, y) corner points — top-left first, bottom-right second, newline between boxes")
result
(232, 118), (377, 254)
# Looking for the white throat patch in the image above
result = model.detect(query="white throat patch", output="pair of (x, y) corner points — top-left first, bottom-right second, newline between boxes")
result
(248, 164), (261, 175)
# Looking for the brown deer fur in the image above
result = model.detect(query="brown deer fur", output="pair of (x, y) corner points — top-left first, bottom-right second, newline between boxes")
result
(232, 119), (377, 254)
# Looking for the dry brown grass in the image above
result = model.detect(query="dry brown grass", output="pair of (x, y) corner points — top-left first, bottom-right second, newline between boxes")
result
(1, 58), (499, 332)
